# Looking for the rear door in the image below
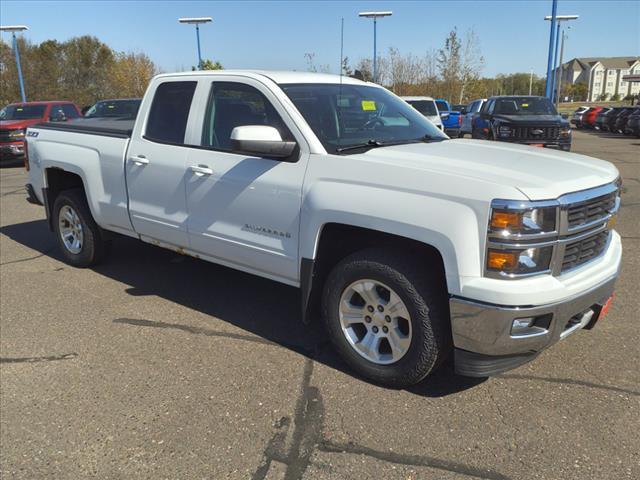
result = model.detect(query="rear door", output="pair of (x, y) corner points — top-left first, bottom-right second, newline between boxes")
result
(125, 80), (197, 247)
(183, 76), (309, 284)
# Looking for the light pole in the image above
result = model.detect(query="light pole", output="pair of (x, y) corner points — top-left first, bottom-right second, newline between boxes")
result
(544, 0), (558, 99)
(544, 14), (578, 102)
(178, 17), (212, 70)
(358, 11), (392, 83)
(529, 69), (534, 95)
(0, 25), (28, 103)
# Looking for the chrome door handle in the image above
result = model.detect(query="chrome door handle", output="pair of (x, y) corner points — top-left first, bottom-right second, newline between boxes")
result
(130, 155), (149, 165)
(190, 165), (213, 176)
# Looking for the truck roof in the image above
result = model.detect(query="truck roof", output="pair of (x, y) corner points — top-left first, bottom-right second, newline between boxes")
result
(5, 100), (76, 107)
(154, 70), (371, 86)
(401, 96), (436, 101)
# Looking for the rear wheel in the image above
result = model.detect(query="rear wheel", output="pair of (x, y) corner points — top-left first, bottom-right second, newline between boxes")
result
(322, 249), (450, 388)
(53, 189), (110, 267)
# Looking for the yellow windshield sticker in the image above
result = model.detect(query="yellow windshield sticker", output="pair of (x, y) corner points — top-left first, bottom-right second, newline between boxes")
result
(361, 100), (376, 111)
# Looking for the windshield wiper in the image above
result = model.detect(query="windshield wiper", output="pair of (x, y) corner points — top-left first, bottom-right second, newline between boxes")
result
(335, 139), (385, 153)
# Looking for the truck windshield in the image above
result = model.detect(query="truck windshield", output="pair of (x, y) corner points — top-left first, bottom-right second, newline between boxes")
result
(435, 101), (449, 112)
(0, 105), (47, 120)
(281, 83), (447, 154)
(407, 100), (438, 116)
(494, 97), (558, 116)
(85, 99), (141, 119)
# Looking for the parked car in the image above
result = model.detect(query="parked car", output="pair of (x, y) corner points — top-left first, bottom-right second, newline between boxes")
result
(570, 106), (589, 129)
(613, 107), (636, 134)
(594, 107), (613, 130)
(624, 108), (640, 137)
(402, 96), (443, 130)
(0, 101), (81, 161)
(460, 98), (487, 137)
(84, 98), (142, 120)
(435, 99), (462, 136)
(582, 106), (603, 129)
(25, 71), (621, 387)
(473, 95), (572, 151)
(600, 107), (626, 132)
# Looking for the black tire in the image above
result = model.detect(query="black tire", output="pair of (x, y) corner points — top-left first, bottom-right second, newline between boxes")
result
(52, 188), (110, 267)
(321, 249), (450, 388)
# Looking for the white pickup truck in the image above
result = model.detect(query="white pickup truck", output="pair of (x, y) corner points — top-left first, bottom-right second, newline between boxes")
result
(24, 71), (622, 387)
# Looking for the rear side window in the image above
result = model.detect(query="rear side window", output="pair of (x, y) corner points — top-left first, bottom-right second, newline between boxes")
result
(61, 104), (79, 119)
(146, 81), (197, 144)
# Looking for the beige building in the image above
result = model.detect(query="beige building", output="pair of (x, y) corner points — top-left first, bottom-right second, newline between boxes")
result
(558, 56), (640, 101)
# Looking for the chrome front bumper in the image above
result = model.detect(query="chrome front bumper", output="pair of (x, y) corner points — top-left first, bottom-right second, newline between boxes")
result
(450, 274), (617, 375)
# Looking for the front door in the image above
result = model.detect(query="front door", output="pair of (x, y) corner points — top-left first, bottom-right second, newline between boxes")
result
(184, 78), (308, 284)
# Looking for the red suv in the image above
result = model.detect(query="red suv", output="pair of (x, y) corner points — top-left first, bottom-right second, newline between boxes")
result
(582, 106), (603, 129)
(0, 101), (81, 161)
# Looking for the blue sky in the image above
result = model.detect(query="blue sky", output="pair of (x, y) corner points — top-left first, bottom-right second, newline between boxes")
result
(1, 0), (638, 76)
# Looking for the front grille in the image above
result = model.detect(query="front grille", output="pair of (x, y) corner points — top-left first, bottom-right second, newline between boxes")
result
(0, 132), (15, 143)
(567, 192), (616, 230)
(561, 230), (609, 272)
(512, 126), (560, 140)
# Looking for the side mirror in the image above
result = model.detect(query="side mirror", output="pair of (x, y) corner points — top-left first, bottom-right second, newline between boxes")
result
(49, 112), (66, 122)
(230, 125), (297, 159)
(440, 112), (450, 120)
(561, 113), (569, 119)
(460, 107), (468, 115)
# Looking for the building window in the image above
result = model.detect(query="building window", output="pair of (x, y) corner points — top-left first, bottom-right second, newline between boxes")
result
(608, 69), (615, 75)
(607, 82), (613, 87)
(594, 82), (601, 87)
(621, 81), (627, 87)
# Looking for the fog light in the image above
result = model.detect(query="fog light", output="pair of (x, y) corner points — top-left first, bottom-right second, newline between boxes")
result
(511, 317), (534, 335)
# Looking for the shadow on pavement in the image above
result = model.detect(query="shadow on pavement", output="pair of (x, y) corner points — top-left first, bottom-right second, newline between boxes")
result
(1, 218), (486, 397)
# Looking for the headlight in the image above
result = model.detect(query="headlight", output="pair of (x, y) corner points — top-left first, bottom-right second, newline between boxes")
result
(560, 127), (571, 137)
(489, 206), (557, 236)
(8, 129), (25, 138)
(487, 246), (554, 275)
(498, 125), (512, 137)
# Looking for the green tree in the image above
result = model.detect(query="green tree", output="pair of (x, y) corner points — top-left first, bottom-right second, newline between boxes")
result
(437, 28), (462, 102)
(193, 58), (223, 71)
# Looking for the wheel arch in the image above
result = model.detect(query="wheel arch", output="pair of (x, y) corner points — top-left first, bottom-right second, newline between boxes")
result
(301, 222), (455, 323)
(43, 167), (88, 231)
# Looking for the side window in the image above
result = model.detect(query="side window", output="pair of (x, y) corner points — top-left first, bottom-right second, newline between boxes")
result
(146, 81), (197, 144)
(61, 104), (79, 119)
(49, 105), (63, 120)
(485, 100), (494, 114)
(201, 82), (292, 150)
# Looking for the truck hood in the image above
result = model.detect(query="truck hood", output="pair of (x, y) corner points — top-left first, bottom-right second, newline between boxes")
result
(0, 119), (41, 130)
(359, 139), (618, 200)
(492, 114), (566, 125)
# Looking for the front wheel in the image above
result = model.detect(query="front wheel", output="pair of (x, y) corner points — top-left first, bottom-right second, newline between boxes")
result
(321, 249), (450, 388)
(53, 189), (110, 267)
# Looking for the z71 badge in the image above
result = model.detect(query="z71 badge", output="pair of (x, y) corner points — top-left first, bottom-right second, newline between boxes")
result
(26, 131), (39, 137)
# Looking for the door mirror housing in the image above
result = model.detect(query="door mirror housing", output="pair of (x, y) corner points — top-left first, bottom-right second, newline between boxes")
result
(230, 125), (297, 159)
(49, 111), (66, 122)
(440, 112), (450, 120)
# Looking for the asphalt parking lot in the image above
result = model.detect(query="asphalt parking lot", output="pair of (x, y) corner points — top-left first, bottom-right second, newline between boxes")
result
(1, 130), (638, 480)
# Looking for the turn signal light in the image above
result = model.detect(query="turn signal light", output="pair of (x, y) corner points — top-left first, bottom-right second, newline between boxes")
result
(487, 251), (518, 270)
(490, 211), (521, 230)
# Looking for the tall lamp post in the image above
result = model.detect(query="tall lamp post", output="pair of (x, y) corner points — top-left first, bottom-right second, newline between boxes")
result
(0, 25), (28, 103)
(358, 11), (392, 83)
(178, 17), (212, 70)
(544, 14), (578, 103)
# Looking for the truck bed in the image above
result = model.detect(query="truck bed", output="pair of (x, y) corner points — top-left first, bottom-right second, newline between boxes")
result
(34, 118), (135, 138)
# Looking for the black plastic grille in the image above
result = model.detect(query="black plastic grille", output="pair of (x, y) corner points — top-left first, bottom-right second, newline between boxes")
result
(512, 126), (560, 140)
(561, 231), (609, 272)
(567, 192), (617, 230)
